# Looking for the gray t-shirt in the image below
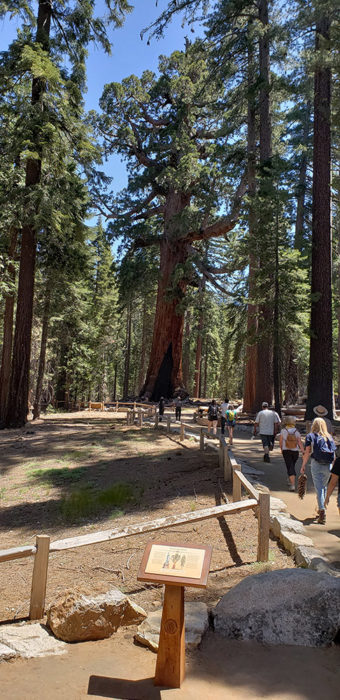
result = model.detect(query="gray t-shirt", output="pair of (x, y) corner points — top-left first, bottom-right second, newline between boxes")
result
(255, 409), (280, 435)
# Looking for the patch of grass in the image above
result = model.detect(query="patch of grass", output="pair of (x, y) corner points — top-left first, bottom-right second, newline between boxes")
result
(29, 467), (85, 486)
(60, 482), (134, 522)
(58, 449), (91, 462)
(0, 487), (6, 501)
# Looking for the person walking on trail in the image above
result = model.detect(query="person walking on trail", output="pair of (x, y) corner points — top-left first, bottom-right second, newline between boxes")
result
(279, 415), (304, 491)
(313, 404), (334, 436)
(220, 397), (230, 435)
(300, 417), (336, 524)
(159, 396), (165, 422)
(174, 396), (182, 421)
(207, 399), (219, 436)
(254, 402), (280, 463)
(324, 453), (340, 516)
(225, 404), (236, 445)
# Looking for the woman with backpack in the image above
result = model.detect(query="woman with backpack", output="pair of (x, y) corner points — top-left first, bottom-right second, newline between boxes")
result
(207, 399), (219, 436)
(279, 415), (304, 491)
(300, 417), (336, 524)
(225, 404), (236, 445)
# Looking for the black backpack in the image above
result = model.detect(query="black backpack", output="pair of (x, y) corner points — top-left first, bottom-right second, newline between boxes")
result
(208, 404), (218, 420)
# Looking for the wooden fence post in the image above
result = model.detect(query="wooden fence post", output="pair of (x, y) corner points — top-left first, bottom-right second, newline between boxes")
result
(138, 409), (143, 427)
(131, 409), (136, 424)
(257, 492), (270, 562)
(30, 535), (50, 620)
(219, 440), (224, 469)
(154, 411), (159, 428)
(115, 401), (119, 411)
(223, 445), (231, 481)
(167, 415), (171, 433)
(180, 422), (185, 441)
(232, 463), (242, 502)
(200, 428), (204, 451)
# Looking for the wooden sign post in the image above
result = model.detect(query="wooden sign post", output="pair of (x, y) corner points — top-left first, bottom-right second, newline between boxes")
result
(138, 541), (212, 689)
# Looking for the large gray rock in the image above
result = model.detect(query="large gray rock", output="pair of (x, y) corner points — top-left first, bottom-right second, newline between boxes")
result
(213, 569), (340, 647)
(47, 588), (146, 642)
(0, 623), (66, 659)
(134, 602), (209, 652)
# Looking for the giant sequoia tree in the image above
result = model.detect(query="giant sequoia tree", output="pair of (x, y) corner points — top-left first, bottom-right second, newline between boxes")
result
(95, 43), (246, 399)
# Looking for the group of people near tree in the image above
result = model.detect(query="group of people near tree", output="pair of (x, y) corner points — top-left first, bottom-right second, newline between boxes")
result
(254, 402), (339, 525)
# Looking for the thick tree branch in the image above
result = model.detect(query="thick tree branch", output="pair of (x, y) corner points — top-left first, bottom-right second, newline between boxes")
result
(184, 173), (247, 243)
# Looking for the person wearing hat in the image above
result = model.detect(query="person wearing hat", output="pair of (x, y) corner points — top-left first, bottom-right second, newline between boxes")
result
(254, 401), (281, 463)
(279, 416), (304, 491)
(313, 405), (334, 436)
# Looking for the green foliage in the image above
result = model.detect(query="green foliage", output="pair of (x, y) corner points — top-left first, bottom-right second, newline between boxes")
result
(60, 482), (134, 521)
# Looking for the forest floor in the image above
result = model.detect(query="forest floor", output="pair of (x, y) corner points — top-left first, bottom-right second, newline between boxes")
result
(0, 409), (293, 622)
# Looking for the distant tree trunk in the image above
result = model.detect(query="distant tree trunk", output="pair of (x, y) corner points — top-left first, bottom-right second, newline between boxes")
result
(112, 362), (117, 400)
(0, 229), (18, 426)
(193, 279), (205, 399)
(33, 288), (51, 420)
(137, 299), (148, 392)
(203, 340), (208, 398)
(254, 0), (273, 409)
(284, 341), (298, 405)
(305, 13), (333, 420)
(273, 199), (281, 416)
(294, 101), (312, 250)
(5, 0), (52, 428)
(141, 191), (190, 400)
(182, 309), (191, 391)
(243, 33), (258, 414)
(123, 303), (132, 399)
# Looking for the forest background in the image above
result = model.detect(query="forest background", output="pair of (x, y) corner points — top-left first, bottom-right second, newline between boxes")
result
(0, 0), (339, 428)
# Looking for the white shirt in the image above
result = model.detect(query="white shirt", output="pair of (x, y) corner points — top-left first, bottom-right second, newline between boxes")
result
(280, 427), (300, 451)
(220, 402), (230, 418)
(255, 409), (280, 435)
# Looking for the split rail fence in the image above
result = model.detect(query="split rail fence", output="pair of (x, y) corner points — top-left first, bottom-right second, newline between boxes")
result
(0, 404), (269, 622)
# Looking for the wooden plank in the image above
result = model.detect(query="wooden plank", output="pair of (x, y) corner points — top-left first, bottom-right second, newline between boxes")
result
(232, 464), (242, 503)
(29, 535), (50, 620)
(154, 585), (185, 688)
(236, 471), (259, 502)
(200, 428), (204, 451)
(223, 445), (231, 481)
(257, 492), (270, 562)
(0, 545), (36, 563)
(50, 500), (257, 552)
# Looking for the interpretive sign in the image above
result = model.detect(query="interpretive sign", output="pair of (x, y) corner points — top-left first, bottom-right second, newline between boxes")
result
(138, 541), (212, 588)
(138, 541), (212, 689)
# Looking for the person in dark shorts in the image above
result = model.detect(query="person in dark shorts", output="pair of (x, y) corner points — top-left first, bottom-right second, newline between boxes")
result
(174, 396), (182, 421)
(207, 399), (219, 436)
(324, 455), (340, 515)
(279, 415), (304, 491)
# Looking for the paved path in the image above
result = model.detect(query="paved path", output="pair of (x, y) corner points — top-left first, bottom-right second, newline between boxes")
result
(231, 431), (340, 569)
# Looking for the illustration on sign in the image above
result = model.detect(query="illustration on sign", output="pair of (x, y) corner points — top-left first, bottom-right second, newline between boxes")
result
(145, 544), (205, 579)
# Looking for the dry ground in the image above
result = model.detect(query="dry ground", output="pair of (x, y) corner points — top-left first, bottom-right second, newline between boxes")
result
(0, 411), (294, 622)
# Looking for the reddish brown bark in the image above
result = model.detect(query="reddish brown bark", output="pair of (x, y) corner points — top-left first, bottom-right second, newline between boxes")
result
(193, 279), (205, 399)
(0, 229), (18, 425)
(305, 13), (333, 420)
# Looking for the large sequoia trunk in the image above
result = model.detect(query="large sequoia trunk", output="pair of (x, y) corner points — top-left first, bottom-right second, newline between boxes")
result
(5, 0), (51, 428)
(141, 191), (190, 400)
(32, 288), (51, 420)
(141, 238), (188, 400)
(305, 13), (333, 420)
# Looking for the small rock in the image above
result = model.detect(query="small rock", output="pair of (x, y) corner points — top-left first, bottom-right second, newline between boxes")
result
(271, 514), (305, 539)
(47, 588), (147, 642)
(0, 642), (17, 661)
(134, 602), (209, 652)
(280, 531), (314, 555)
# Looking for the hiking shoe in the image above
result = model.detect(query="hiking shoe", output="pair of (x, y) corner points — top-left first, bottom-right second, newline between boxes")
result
(317, 509), (326, 524)
(263, 454), (270, 463)
(288, 484), (295, 492)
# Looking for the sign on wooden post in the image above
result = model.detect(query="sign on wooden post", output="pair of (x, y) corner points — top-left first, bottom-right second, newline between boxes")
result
(30, 535), (50, 620)
(138, 541), (212, 689)
(257, 491), (270, 562)
(232, 463), (242, 502)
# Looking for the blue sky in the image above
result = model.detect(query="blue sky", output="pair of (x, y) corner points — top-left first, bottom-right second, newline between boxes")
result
(1, 1), (203, 192)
